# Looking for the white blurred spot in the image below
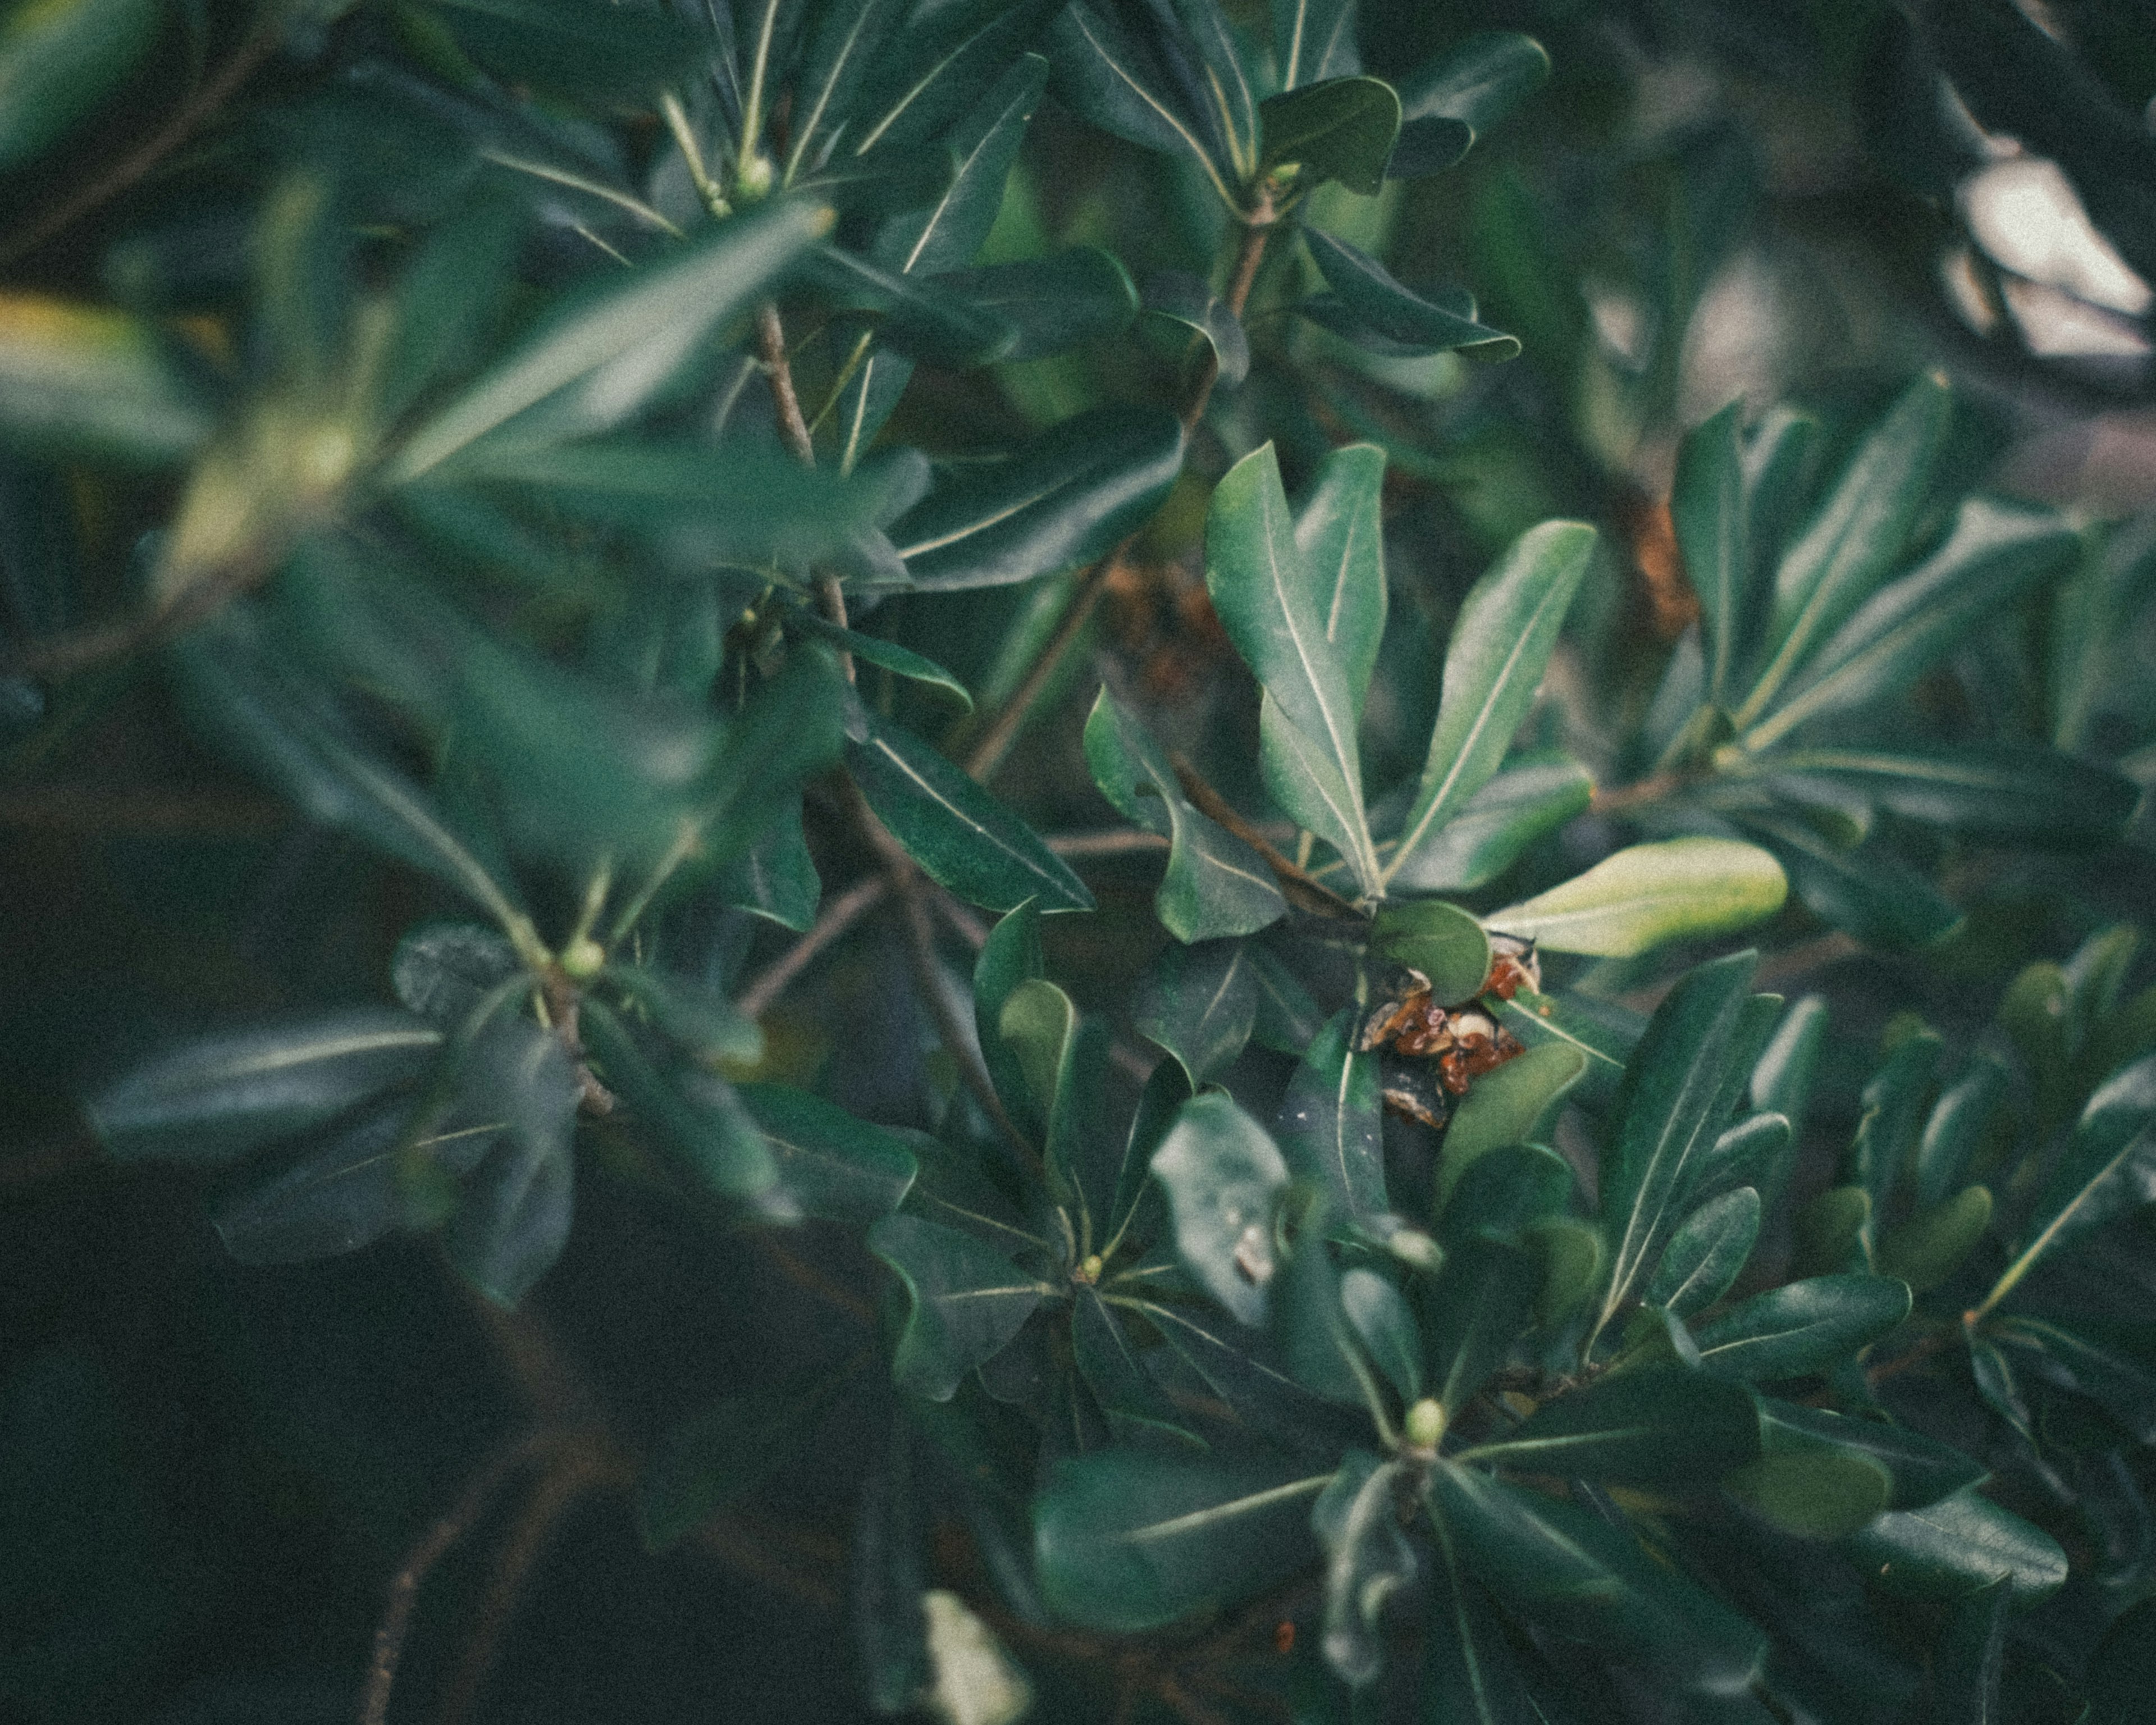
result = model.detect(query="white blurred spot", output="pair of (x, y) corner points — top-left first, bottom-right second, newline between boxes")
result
(923, 1591), (1032, 1725)
(1939, 245), (2002, 336)
(1583, 280), (1648, 371)
(2000, 276), (2153, 359)
(1961, 156), (2153, 317)
(1679, 250), (1788, 423)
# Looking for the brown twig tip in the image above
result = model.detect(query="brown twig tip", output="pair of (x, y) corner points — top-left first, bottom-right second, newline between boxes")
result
(1167, 750), (1360, 919)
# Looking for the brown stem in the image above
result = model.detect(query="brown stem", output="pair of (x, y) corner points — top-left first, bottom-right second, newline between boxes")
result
(927, 887), (989, 951)
(357, 1434), (545, 1725)
(1866, 1324), (1960, 1388)
(756, 302), (817, 466)
(1588, 772), (1688, 817)
(736, 875), (889, 1019)
(1168, 751), (1360, 919)
(1180, 200), (1276, 435)
(0, 15), (284, 268)
(1047, 828), (1171, 857)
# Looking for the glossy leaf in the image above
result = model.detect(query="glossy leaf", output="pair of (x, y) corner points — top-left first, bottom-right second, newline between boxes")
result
(1460, 1365), (1759, 1483)
(1048, 2), (1231, 193)
(933, 248), (1139, 359)
(1370, 898), (1489, 1003)
(1394, 31), (1551, 142)
(848, 0), (1061, 158)
(1839, 1489), (2068, 1610)
(1301, 229), (1520, 359)
(1207, 442), (1378, 890)
(1259, 77), (1401, 194)
(1441, 1146), (1572, 1251)
(717, 798), (821, 933)
(1386, 520), (1595, 885)
(1438, 1045), (1588, 1208)
(1385, 753), (1593, 894)
(1258, 695), (1376, 893)
(783, 615), (971, 711)
(1915, 1055), (2009, 1213)
(1274, 1009), (1387, 1219)
(807, 244), (1018, 367)
(0, 293), (212, 464)
(1293, 443), (1388, 724)
(737, 1083), (917, 1225)
(579, 1004), (778, 1201)
(1991, 1315), (2156, 1444)
(974, 901), (1046, 1144)
(1724, 1450), (1892, 1539)
(1752, 993), (1827, 1129)
(869, 1213), (1050, 1402)
(1313, 1453), (1414, 1685)
(1760, 743), (2139, 846)
(1071, 1287), (1194, 1445)
(1693, 1275), (1912, 1382)
(442, 1014), (584, 1307)
(1140, 270), (1250, 388)
(1033, 1449), (1329, 1633)
(1271, 1197), (1364, 1405)
(1929, 1578), (2010, 1725)
(1847, 1028), (1942, 1216)
(1422, 1517), (1547, 1724)
(1592, 950), (1759, 1340)
(1340, 1270), (1420, 1402)
(1755, 1400), (1986, 1512)
(390, 199), (830, 480)
(846, 709), (1092, 913)
(1134, 939), (1256, 1088)
(1152, 1092), (1291, 1326)
(1490, 987), (1635, 1106)
(894, 406), (1185, 591)
(1084, 688), (1286, 942)
(1646, 1186), (1761, 1318)
(2007, 1053), (2156, 1288)
(1671, 402), (1751, 708)
(1269, 0), (1358, 91)
(1001, 978), (1107, 1230)
(1488, 838), (1787, 957)
(1424, 1235), (1540, 1411)
(89, 1010), (442, 1166)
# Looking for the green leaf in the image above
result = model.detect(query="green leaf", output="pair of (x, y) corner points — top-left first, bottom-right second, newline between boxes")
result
(1846, 1028), (1942, 1217)
(807, 244), (1018, 368)
(1312, 1453), (1414, 1686)
(1001, 976), (1110, 1232)
(790, 613), (971, 711)
(1744, 497), (2080, 749)
(417, 0), (706, 102)
(869, 1213), (1050, 1402)
(2008, 1053), (2156, 1287)
(1047, 2), (1232, 197)
(2089, 1597), (2156, 1725)
(846, 708), (1093, 913)
(1369, 899), (1489, 1003)
(1258, 696), (1376, 895)
(1249, 943), (1325, 1055)
(894, 406), (1185, 591)
(1386, 520), (1595, 886)
(1269, 0), (1359, 92)
(606, 966), (762, 1067)
(1488, 838), (1787, 957)
(1877, 1186), (1992, 1294)
(1752, 993), (1828, 1134)
(1135, 939), (1257, 1088)
(1394, 32), (1551, 142)
(1693, 1275), (1912, 1381)
(1072, 1287), (1195, 1445)
(1274, 1009), (1387, 1219)
(1724, 1450), (1892, 1539)
(1460, 1365), (1759, 1483)
(579, 1003), (778, 1201)
(392, 923), (522, 1029)
(1300, 230), (1520, 359)
(1489, 987), (1635, 1107)
(1527, 1218), (1605, 1329)
(1991, 1315), (2156, 1444)
(1741, 815), (1962, 950)
(1441, 1144), (1570, 1247)
(1427, 1465), (1766, 1689)
(1340, 1270), (1420, 1402)
(1929, 1578), (2011, 1725)
(1384, 754), (1593, 894)
(88, 1009), (442, 1166)
(1140, 270), (1249, 387)
(0, 0), (158, 171)
(1084, 688), (1286, 942)
(1207, 442), (1378, 891)
(0, 293), (213, 465)
(1741, 373), (1953, 725)
(441, 1014), (584, 1307)
(1591, 950), (1759, 1340)
(1271, 1194), (1364, 1405)
(1259, 77), (1401, 194)
(784, 0), (910, 177)
(389, 199), (830, 480)
(1294, 443), (1388, 725)
(1791, 1184), (1871, 1279)
(932, 248), (1139, 359)
(1761, 743), (2139, 847)
(1033, 1449), (1329, 1633)
(1152, 1092), (1290, 1326)
(1425, 1235), (1540, 1411)
(974, 900), (1046, 1142)
(637, 1366), (855, 1551)
(716, 797), (821, 933)
(737, 1083), (918, 1224)
(1753, 1400), (1986, 1512)
(1422, 1516), (1547, 1725)
(1838, 1489), (2068, 1610)
(1915, 1055), (2009, 1213)
(1671, 403), (1750, 709)
(850, 0), (1061, 158)
(1437, 1045), (1588, 1208)
(1645, 1186), (1760, 1318)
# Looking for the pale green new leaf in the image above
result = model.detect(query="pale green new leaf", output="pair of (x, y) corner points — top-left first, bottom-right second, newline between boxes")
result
(1487, 837), (1786, 956)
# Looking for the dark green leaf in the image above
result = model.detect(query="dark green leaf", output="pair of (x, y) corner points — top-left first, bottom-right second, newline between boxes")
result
(716, 797), (821, 933)
(1385, 754), (1593, 894)
(442, 1014), (583, 1307)
(1394, 32), (1550, 142)
(1915, 1055), (2010, 1213)
(1152, 1092), (1290, 1326)
(1438, 1046), (1588, 1208)
(1724, 1449), (1892, 1539)
(1760, 744), (2139, 846)
(1275, 1009), (1387, 1219)
(1790, 1184), (1872, 1280)
(2008, 1053), (2156, 1287)
(1084, 688), (1286, 942)
(0, 293), (211, 464)
(2085, 1594), (2156, 1725)
(1992, 1315), (2156, 1444)
(607, 966), (762, 1066)
(1424, 1234), (1540, 1411)
(807, 244), (1018, 368)
(1877, 1186), (1993, 1293)
(579, 1003), (778, 1200)
(1490, 987), (1635, 1107)
(1340, 1269), (1420, 1402)
(934, 248), (1139, 359)
(1294, 442), (1388, 724)
(1259, 77), (1401, 194)
(1755, 1400), (1986, 1512)
(1427, 1465), (1766, 1688)
(89, 1009), (442, 1166)
(974, 900), (1047, 1142)
(1384, 115), (1473, 177)
(738, 1083), (917, 1224)
(1135, 939), (1257, 1088)
(1928, 1578), (2010, 1725)
(1271, 1195), (1364, 1405)
(1461, 1365), (1759, 1483)
(390, 198), (830, 478)
(1072, 1286), (1196, 1445)
(1591, 951), (1758, 1342)
(1001, 975), (1114, 1239)
(0, 0), (159, 171)
(1489, 838), (1787, 957)
(894, 406), (1184, 591)
(784, 0), (910, 177)
(1839, 1489), (2067, 1610)
(790, 613), (971, 710)
(1646, 1187), (1760, 1318)
(637, 1364), (856, 1551)
(1739, 815), (1963, 950)
(418, 0), (705, 101)
(1270, 0), (1359, 91)
(1047, 2), (1230, 193)
(1141, 270), (1249, 388)
(1751, 993), (1827, 1134)
(1422, 1516), (1547, 1724)
(1313, 1453), (1414, 1685)
(869, 1213), (1050, 1402)
(1386, 520), (1594, 887)
(1301, 228), (1520, 360)
(849, 0), (1060, 158)
(1693, 1275), (1912, 1382)
(846, 708), (1093, 912)
(1847, 1028), (1942, 1216)
(1249, 942), (1326, 1055)
(1033, 1449), (1330, 1633)
(1672, 402), (1751, 710)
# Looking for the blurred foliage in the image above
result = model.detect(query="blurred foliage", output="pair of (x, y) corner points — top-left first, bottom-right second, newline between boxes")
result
(2, 1), (2155, 1722)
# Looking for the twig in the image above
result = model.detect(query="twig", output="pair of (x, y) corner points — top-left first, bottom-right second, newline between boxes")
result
(1588, 772), (1688, 817)
(1048, 828), (1171, 857)
(1168, 751), (1360, 918)
(1866, 1324), (1960, 1388)
(0, 14), (284, 267)
(358, 1434), (546, 1725)
(756, 303), (817, 466)
(1755, 932), (1862, 989)
(928, 889), (989, 951)
(736, 875), (889, 1019)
